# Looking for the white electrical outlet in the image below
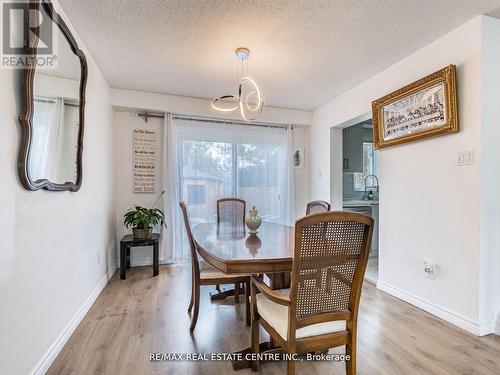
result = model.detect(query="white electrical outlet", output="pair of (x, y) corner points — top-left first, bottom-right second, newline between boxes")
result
(424, 261), (435, 280)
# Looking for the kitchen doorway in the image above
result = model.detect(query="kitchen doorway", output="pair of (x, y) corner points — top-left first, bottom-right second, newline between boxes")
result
(338, 118), (379, 283)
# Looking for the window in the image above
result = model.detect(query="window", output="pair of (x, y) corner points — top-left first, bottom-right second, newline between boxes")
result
(180, 139), (233, 223)
(353, 142), (379, 191)
(187, 184), (205, 205)
(172, 118), (293, 259)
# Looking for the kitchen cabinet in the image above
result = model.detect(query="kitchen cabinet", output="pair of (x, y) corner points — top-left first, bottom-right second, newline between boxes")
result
(343, 202), (379, 256)
(343, 125), (364, 173)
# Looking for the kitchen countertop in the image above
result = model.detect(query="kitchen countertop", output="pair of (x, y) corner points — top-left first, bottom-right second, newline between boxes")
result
(343, 199), (379, 207)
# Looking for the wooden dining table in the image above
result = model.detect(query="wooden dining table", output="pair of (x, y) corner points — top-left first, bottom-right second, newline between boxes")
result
(191, 221), (295, 369)
(192, 221), (295, 287)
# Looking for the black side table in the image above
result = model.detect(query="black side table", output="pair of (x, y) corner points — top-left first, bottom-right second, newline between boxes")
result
(120, 233), (160, 280)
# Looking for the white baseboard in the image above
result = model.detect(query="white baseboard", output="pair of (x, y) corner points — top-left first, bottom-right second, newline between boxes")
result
(116, 258), (173, 267)
(477, 321), (495, 336)
(128, 258), (154, 267)
(377, 280), (493, 336)
(30, 265), (117, 375)
(495, 313), (500, 335)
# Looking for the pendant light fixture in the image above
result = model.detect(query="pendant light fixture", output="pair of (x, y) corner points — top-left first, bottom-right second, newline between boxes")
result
(211, 47), (264, 121)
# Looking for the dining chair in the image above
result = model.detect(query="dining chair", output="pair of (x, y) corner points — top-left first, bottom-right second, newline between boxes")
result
(179, 201), (251, 332)
(305, 200), (331, 215)
(217, 198), (246, 225)
(250, 211), (374, 375)
(216, 198), (247, 295)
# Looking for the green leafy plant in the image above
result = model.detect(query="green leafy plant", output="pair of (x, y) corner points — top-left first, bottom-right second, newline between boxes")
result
(124, 191), (166, 229)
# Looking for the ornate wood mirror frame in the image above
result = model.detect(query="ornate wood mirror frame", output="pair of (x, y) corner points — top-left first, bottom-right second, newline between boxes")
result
(18, 0), (87, 191)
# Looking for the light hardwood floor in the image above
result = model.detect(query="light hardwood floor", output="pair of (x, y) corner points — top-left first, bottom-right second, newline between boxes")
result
(48, 264), (500, 374)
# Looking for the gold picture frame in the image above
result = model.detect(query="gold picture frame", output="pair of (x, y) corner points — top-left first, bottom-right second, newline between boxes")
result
(372, 64), (458, 150)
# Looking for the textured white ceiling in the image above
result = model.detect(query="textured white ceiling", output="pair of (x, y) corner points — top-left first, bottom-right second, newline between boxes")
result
(58, 0), (500, 110)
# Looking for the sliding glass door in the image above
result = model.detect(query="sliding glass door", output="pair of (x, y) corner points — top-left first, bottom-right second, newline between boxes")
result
(172, 117), (292, 259)
(236, 137), (284, 222)
(180, 135), (234, 224)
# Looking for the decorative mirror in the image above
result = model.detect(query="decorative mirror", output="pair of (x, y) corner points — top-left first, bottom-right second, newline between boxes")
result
(18, 0), (87, 191)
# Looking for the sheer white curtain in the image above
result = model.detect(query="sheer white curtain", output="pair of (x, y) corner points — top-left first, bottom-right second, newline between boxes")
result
(284, 126), (296, 225)
(160, 113), (176, 263)
(59, 102), (79, 180)
(168, 116), (295, 260)
(30, 97), (64, 179)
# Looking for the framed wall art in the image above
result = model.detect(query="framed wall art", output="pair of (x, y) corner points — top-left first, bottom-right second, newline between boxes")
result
(372, 64), (458, 150)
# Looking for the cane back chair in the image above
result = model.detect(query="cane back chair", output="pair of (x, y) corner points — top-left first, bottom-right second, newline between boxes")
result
(251, 211), (373, 375)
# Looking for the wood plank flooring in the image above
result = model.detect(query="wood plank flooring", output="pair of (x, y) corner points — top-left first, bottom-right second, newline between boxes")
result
(48, 264), (500, 374)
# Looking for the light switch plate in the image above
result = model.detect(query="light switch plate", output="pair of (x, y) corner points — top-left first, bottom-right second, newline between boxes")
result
(457, 150), (473, 166)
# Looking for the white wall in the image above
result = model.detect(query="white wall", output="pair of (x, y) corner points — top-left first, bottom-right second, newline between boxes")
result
(114, 112), (164, 266)
(35, 73), (79, 100)
(292, 126), (310, 216)
(113, 107), (311, 266)
(111, 88), (313, 126)
(479, 16), (500, 333)
(0, 2), (116, 374)
(310, 16), (499, 335)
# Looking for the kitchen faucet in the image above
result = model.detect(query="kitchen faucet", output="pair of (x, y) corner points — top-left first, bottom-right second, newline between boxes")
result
(364, 174), (379, 200)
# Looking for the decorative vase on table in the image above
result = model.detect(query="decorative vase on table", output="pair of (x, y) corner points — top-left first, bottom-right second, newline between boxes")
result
(245, 206), (262, 234)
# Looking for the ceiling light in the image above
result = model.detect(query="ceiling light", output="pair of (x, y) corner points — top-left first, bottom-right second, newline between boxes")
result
(211, 47), (264, 121)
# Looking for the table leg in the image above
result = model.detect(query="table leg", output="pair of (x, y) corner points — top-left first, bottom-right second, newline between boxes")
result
(267, 271), (291, 290)
(209, 285), (244, 300)
(120, 242), (126, 280)
(126, 247), (131, 269)
(270, 336), (278, 349)
(153, 242), (159, 277)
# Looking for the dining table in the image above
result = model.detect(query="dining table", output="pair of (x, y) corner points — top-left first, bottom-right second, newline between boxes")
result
(191, 221), (295, 369)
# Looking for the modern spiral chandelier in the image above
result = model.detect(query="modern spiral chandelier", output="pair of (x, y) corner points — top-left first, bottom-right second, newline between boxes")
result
(211, 47), (264, 122)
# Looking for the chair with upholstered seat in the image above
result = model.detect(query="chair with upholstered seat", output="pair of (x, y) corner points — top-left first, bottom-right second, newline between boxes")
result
(305, 200), (331, 215)
(179, 201), (250, 332)
(215, 198), (247, 297)
(250, 211), (374, 375)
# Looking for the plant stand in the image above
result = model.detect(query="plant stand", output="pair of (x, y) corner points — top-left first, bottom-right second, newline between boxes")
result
(120, 233), (160, 280)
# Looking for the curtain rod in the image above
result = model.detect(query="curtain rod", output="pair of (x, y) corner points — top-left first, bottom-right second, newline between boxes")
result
(137, 111), (164, 123)
(35, 98), (79, 107)
(173, 114), (289, 129)
(137, 111), (290, 129)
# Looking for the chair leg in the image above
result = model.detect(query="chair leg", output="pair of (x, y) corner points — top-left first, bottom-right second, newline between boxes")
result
(245, 281), (250, 326)
(234, 282), (240, 303)
(189, 283), (200, 332)
(287, 359), (296, 375)
(187, 277), (194, 313)
(270, 336), (277, 349)
(251, 317), (260, 371)
(346, 334), (356, 375)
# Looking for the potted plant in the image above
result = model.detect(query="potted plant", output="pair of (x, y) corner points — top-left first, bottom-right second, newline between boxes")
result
(124, 191), (166, 240)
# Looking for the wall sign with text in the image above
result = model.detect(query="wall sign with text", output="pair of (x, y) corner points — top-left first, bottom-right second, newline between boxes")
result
(133, 129), (156, 193)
